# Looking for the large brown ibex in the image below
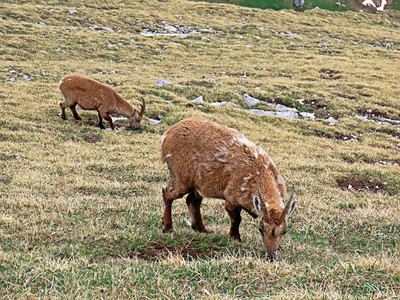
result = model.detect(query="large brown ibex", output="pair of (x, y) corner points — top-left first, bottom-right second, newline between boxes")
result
(161, 117), (296, 261)
(59, 75), (145, 130)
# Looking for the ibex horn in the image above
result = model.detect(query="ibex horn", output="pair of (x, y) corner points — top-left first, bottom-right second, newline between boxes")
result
(279, 184), (295, 223)
(138, 98), (145, 117)
(257, 182), (269, 220)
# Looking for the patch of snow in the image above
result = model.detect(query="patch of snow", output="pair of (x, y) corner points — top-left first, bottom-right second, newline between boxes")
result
(149, 118), (162, 125)
(377, 0), (387, 11)
(325, 117), (339, 125)
(68, 9), (77, 14)
(378, 116), (400, 125)
(111, 116), (127, 122)
(210, 101), (234, 106)
(102, 27), (114, 32)
(362, 0), (376, 8)
(191, 96), (204, 103)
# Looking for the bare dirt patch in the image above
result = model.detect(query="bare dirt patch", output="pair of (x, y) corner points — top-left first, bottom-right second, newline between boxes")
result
(130, 241), (218, 261)
(357, 108), (390, 119)
(303, 128), (358, 141)
(336, 177), (388, 193)
(320, 69), (342, 80)
(86, 118), (98, 127)
(84, 134), (102, 143)
(302, 98), (328, 110)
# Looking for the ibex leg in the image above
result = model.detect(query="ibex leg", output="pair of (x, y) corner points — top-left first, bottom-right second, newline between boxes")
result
(70, 104), (81, 120)
(225, 201), (242, 241)
(186, 191), (208, 233)
(162, 182), (189, 233)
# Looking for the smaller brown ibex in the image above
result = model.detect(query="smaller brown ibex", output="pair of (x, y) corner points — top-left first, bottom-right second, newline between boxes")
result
(161, 118), (296, 261)
(59, 75), (145, 130)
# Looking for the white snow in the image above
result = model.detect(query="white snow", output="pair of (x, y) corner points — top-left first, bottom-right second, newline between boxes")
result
(149, 118), (162, 125)
(190, 96), (204, 103)
(362, 0), (376, 8)
(209, 101), (234, 106)
(377, 0), (387, 11)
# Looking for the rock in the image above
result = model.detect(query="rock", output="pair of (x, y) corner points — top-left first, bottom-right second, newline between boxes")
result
(245, 109), (299, 119)
(300, 112), (315, 119)
(267, 103), (298, 112)
(155, 79), (174, 87)
(245, 109), (275, 116)
(243, 94), (260, 106)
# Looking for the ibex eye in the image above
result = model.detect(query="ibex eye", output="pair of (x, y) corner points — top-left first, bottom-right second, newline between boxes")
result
(258, 227), (264, 236)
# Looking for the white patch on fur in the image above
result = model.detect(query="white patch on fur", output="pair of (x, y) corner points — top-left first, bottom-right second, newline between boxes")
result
(277, 175), (284, 185)
(200, 163), (211, 171)
(240, 186), (246, 192)
(253, 151), (258, 159)
(243, 174), (253, 182)
(58, 79), (64, 89)
(165, 154), (172, 159)
(236, 136), (256, 149)
(213, 146), (228, 163)
(280, 199), (285, 208)
(160, 133), (167, 145)
(257, 147), (267, 157)
(270, 158), (277, 168)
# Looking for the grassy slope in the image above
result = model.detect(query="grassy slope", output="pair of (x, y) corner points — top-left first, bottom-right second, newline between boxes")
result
(0, 0), (399, 298)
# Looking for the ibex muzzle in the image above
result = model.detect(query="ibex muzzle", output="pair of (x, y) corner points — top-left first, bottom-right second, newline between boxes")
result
(254, 184), (296, 261)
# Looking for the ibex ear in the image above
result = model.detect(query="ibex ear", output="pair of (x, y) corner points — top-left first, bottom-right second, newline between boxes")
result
(253, 195), (261, 215)
(288, 201), (297, 216)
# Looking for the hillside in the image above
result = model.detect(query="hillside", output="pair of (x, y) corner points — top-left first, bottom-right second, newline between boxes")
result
(0, 0), (399, 298)
(191, 0), (397, 12)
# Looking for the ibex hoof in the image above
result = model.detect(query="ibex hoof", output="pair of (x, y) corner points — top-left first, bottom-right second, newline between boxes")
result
(162, 227), (174, 233)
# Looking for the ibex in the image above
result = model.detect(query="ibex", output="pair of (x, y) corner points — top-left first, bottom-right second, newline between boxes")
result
(58, 75), (145, 130)
(161, 118), (296, 261)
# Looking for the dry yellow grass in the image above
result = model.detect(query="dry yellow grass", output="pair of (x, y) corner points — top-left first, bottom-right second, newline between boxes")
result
(0, 0), (399, 298)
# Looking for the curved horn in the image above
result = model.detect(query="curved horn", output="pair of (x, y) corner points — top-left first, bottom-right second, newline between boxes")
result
(138, 98), (145, 117)
(279, 184), (295, 223)
(257, 182), (269, 220)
